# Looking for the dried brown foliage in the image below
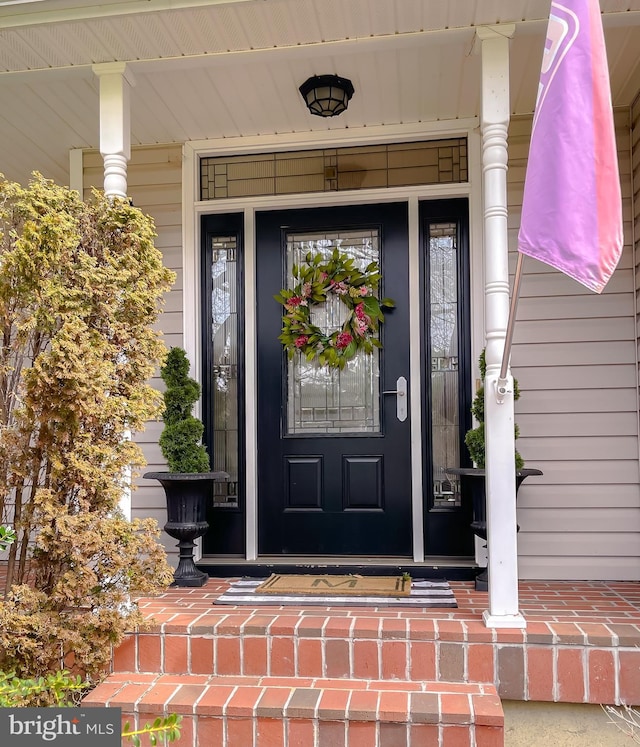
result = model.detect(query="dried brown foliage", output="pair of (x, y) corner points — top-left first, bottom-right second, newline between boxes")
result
(0, 173), (175, 686)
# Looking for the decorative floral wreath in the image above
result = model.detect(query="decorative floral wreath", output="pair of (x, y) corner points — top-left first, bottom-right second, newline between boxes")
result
(274, 250), (395, 369)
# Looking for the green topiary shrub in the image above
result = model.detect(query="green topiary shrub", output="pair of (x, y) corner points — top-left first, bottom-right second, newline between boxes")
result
(464, 349), (524, 470)
(158, 347), (211, 473)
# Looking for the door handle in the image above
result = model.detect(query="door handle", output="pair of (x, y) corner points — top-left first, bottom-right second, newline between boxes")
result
(382, 376), (407, 422)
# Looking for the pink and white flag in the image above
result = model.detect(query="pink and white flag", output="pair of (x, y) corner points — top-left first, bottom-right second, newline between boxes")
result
(518, 0), (623, 293)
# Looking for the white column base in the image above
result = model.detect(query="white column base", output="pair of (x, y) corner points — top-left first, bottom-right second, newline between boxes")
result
(483, 610), (527, 629)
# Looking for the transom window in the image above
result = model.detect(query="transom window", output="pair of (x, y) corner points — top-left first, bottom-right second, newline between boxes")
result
(200, 138), (467, 200)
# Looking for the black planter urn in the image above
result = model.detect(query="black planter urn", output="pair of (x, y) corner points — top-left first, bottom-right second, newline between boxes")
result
(446, 467), (542, 591)
(144, 471), (227, 587)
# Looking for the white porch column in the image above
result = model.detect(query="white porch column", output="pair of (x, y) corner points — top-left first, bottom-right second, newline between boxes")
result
(92, 62), (134, 198)
(477, 25), (526, 629)
(92, 63), (134, 522)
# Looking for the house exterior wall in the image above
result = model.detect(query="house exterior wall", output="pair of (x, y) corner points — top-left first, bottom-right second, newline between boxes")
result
(82, 109), (640, 579)
(633, 93), (640, 461)
(84, 145), (182, 554)
(509, 110), (640, 580)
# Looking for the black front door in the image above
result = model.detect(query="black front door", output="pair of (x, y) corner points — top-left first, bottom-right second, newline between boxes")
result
(256, 203), (412, 556)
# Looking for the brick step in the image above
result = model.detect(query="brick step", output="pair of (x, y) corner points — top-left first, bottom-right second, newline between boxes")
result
(113, 615), (490, 684)
(84, 673), (504, 747)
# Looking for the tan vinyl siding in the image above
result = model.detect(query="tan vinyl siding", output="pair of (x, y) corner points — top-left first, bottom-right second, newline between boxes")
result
(83, 145), (182, 557)
(508, 110), (640, 580)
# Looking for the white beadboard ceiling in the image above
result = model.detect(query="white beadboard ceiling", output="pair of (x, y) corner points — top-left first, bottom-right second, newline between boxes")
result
(0, 0), (639, 186)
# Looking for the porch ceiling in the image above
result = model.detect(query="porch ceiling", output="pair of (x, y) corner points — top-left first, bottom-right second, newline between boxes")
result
(1, 0), (640, 187)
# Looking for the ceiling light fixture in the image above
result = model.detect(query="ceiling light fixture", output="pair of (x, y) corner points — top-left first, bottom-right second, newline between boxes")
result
(299, 74), (355, 117)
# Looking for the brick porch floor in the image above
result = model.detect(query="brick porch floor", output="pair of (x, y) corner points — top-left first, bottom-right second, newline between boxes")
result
(78, 578), (640, 745)
(123, 578), (640, 704)
(140, 578), (640, 622)
(3, 563), (640, 745)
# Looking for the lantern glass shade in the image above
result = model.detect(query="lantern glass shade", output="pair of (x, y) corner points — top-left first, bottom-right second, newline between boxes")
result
(299, 75), (355, 117)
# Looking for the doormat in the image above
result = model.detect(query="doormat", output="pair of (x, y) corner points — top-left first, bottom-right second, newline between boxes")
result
(214, 576), (457, 608)
(257, 573), (411, 597)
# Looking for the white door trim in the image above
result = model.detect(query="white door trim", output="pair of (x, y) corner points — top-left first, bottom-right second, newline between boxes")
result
(408, 196), (424, 562)
(183, 124), (478, 562)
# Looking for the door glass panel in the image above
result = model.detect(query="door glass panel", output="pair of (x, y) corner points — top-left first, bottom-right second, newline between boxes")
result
(286, 229), (380, 435)
(209, 235), (239, 507)
(429, 223), (462, 508)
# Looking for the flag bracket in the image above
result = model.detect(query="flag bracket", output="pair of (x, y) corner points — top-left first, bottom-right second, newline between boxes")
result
(496, 254), (524, 404)
(495, 377), (511, 404)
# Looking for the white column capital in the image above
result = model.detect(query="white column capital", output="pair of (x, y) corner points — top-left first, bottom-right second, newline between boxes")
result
(92, 61), (136, 87)
(479, 32), (512, 128)
(93, 62), (133, 198)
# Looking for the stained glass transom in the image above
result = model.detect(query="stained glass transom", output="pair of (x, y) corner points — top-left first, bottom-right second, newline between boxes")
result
(200, 139), (468, 200)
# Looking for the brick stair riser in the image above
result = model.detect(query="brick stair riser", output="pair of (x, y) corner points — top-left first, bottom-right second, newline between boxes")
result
(112, 630), (640, 705)
(121, 712), (504, 747)
(114, 632), (475, 682)
(85, 675), (504, 747)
